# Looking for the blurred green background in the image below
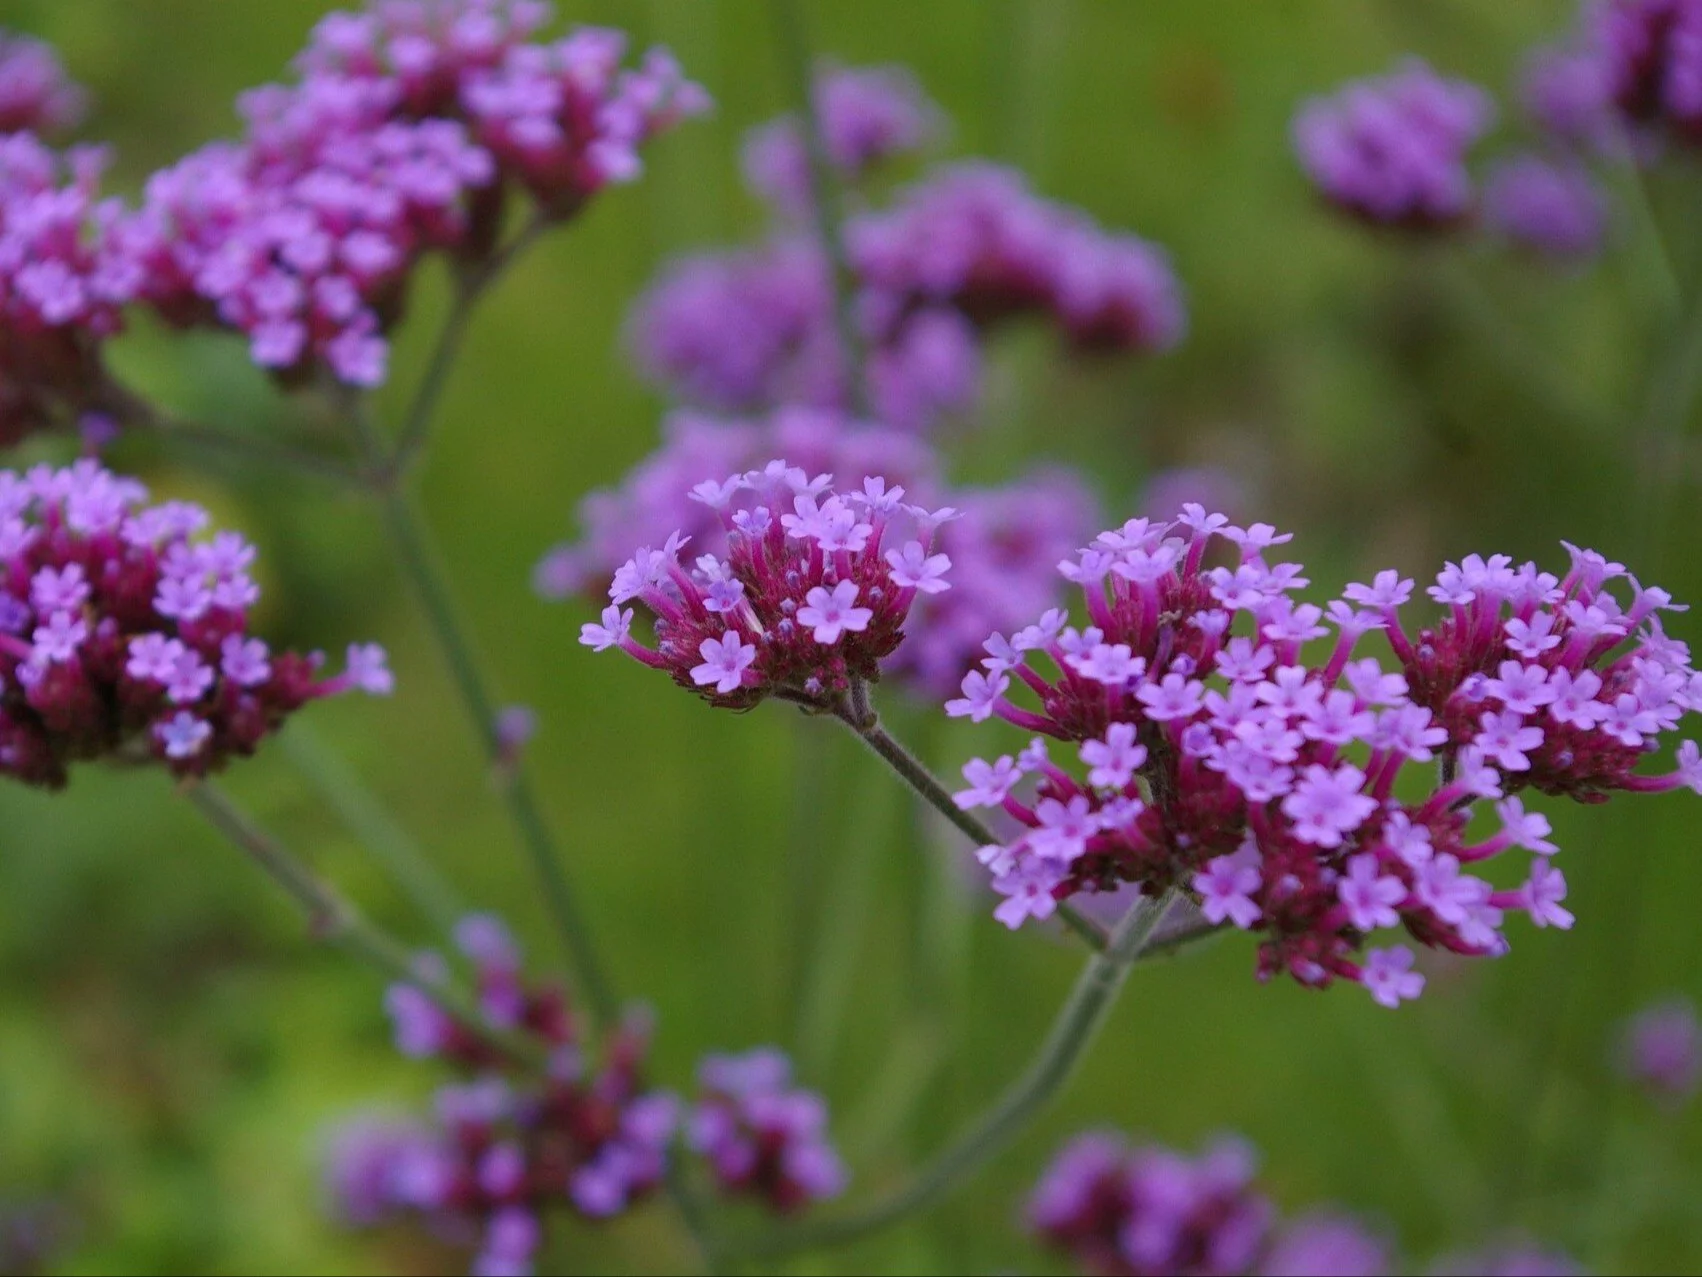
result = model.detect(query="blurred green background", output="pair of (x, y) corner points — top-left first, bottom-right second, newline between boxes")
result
(1, 0), (1699, 1272)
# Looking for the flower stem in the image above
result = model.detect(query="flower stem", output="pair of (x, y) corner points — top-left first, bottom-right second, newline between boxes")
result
(736, 890), (1180, 1261)
(837, 704), (1109, 951)
(371, 478), (618, 1028)
(278, 721), (466, 937)
(771, 0), (869, 415)
(183, 778), (539, 1065)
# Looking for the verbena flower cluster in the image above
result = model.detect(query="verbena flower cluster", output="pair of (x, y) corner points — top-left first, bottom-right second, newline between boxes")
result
(1617, 996), (1701, 1102)
(0, 2), (708, 430)
(1028, 1130), (1579, 1277)
(126, 0), (707, 389)
(578, 459), (958, 713)
(1295, 52), (1610, 260)
(334, 915), (678, 1274)
(630, 62), (1183, 433)
(0, 135), (140, 445)
(948, 506), (1702, 1005)
(0, 461), (389, 788)
(688, 1048), (847, 1211)
(333, 918), (844, 1272)
(1027, 1133), (1274, 1276)
(742, 61), (939, 216)
(0, 29), (85, 135)
(538, 406), (1097, 699)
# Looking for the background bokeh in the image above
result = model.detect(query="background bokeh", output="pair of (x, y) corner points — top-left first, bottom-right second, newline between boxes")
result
(1, 0), (1698, 1271)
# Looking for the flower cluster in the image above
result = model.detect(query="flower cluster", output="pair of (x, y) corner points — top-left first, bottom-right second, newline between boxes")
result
(1028, 1130), (1578, 1277)
(688, 1048), (847, 1211)
(629, 67), (1183, 433)
(743, 62), (939, 216)
(1026, 1132), (1274, 1276)
(0, 461), (388, 788)
(332, 915), (678, 1273)
(1292, 58), (1495, 228)
(948, 506), (1701, 1005)
(579, 459), (957, 714)
(1547, 0), (1702, 149)
(122, 1), (704, 389)
(0, 135), (139, 445)
(537, 407), (1095, 699)
(1617, 996), (1700, 1102)
(1483, 154), (1608, 258)
(0, 29), (85, 135)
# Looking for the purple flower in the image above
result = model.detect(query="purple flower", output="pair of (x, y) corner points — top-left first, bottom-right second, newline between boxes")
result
(1485, 155), (1609, 259)
(690, 1047), (847, 1212)
(1293, 59), (1494, 227)
(0, 31), (86, 134)
(1361, 946), (1425, 1009)
(796, 580), (873, 645)
(691, 631), (758, 695)
(1618, 997), (1701, 1102)
(1262, 1212), (1391, 1276)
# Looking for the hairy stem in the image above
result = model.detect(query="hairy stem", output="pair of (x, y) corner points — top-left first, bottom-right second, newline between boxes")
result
(737, 890), (1180, 1260)
(278, 721), (465, 936)
(184, 779), (538, 1065)
(772, 0), (869, 415)
(837, 705), (1109, 951)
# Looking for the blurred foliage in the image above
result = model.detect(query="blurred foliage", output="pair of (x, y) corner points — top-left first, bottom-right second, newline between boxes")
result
(0, 0), (1699, 1273)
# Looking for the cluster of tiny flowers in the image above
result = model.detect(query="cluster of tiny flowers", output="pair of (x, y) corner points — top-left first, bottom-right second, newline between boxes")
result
(629, 69), (1183, 433)
(0, 135), (140, 444)
(687, 1048), (847, 1211)
(1028, 1131), (1580, 1277)
(1026, 1133), (1273, 1276)
(1292, 58), (1495, 227)
(0, 462), (389, 788)
(742, 62), (939, 216)
(1482, 154), (1609, 258)
(536, 407), (1094, 699)
(333, 915), (678, 1275)
(579, 459), (957, 713)
(1616, 996), (1700, 1102)
(0, 30), (85, 135)
(947, 506), (1702, 1005)
(291, 0), (710, 217)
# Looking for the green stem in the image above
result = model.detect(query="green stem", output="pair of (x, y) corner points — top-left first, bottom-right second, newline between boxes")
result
(278, 721), (465, 936)
(837, 706), (1109, 951)
(184, 779), (538, 1065)
(372, 478), (617, 1028)
(389, 215), (548, 475)
(772, 0), (869, 415)
(737, 890), (1180, 1261)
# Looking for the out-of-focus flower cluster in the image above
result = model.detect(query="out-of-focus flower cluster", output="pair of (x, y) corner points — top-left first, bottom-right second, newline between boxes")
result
(0, 461), (388, 788)
(538, 406), (1099, 700)
(630, 61), (1182, 434)
(1294, 52), (1610, 261)
(127, 0), (707, 389)
(578, 458), (958, 714)
(0, 136), (139, 445)
(0, 30), (85, 136)
(947, 506), (1701, 1005)
(333, 915), (678, 1275)
(331, 919), (845, 1273)
(1028, 1130), (1580, 1277)
(1617, 996), (1701, 1103)
(0, 2), (708, 438)
(688, 1048), (847, 1211)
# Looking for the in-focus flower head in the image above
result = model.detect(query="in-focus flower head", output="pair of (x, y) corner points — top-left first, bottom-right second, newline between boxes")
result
(335, 914), (677, 1270)
(1616, 996), (1700, 1102)
(743, 62), (941, 215)
(949, 508), (1702, 1005)
(1027, 1131), (1274, 1277)
(688, 1047), (847, 1212)
(580, 458), (956, 716)
(1293, 58), (1495, 228)
(0, 30), (86, 135)
(0, 461), (387, 788)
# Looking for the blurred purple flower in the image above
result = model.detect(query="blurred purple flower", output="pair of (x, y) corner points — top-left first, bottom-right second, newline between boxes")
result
(1484, 154), (1609, 259)
(1617, 996), (1701, 1102)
